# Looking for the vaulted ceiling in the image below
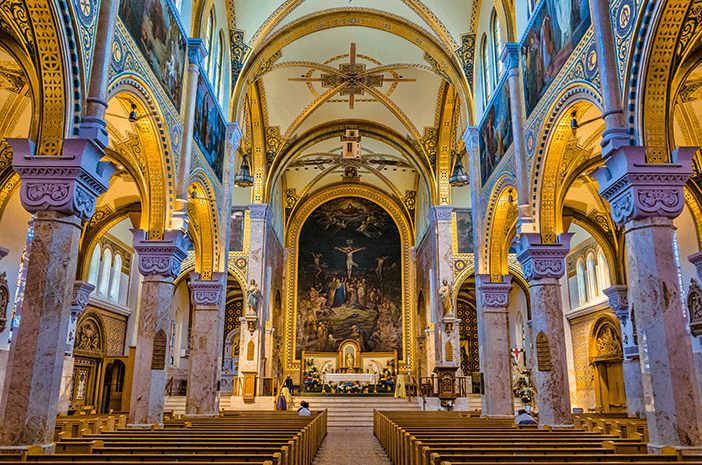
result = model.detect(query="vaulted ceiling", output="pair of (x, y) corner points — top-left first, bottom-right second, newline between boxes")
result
(230, 0), (477, 210)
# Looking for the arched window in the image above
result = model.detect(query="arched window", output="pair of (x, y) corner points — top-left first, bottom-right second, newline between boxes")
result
(214, 31), (224, 97)
(204, 9), (214, 76)
(481, 35), (491, 104)
(87, 245), (100, 286)
(98, 248), (112, 296)
(597, 249), (610, 295)
(576, 257), (587, 305)
(586, 252), (597, 302)
(109, 254), (122, 301)
(490, 10), (502, 86)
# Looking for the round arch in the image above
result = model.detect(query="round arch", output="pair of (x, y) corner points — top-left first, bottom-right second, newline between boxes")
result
(106, 75), (177, 240)
(284, 183), (414, 372)
(531, 85), (603, 242)
(484, 176), (518, 282)
(187, 175), (220, 280)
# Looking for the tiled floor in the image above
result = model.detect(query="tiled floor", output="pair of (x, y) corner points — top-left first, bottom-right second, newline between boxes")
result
(312, 429), (392, 464)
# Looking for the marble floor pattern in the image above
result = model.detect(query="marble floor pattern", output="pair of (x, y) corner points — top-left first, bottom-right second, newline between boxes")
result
(312, 429), (392, 464)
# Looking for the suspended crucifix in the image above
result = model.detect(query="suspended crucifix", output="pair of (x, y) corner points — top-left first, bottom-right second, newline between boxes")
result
(289, 43), (416, 109)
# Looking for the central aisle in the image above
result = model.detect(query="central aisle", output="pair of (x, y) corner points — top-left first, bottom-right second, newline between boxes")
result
(312, 430), (392, 465)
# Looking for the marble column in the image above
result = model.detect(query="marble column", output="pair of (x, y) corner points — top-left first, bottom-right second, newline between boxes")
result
(173, 39), (207, 229)
(427, 205), (460, 370)
(514, 232), (574, 428)
(603, 285), (644, 417)
(476, 274), (514, 418)
(594, 146), (702, 452)
(0, 140), (114, 447)
(185, 272), (225, 416)
(239, 204), (272, 392)
(129, 229), (189, 426)
(500, 44), (533, 226)
(57, 281), (95, 415)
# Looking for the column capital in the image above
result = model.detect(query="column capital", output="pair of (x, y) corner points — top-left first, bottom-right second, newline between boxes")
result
(603, 285), (629, 320)
(689, 251), (702, 281)
(462, 126), (478, 153)
(477, 274), (513, 308)
(188, 272), (225, 307)
(500, 43), (520, 70)
(72, 280), (95, 315)
(428, 205), (453, 225)
(248, 203), (272, 225)
(514, 232), (573, 282)
(0, 246), (7, 261)
(8, 138), (117, 221)
(132, 229), (190, 278)
(592, 146), (694, 226)
(226, 123), (243, 152)
(188, 38), (207, 69)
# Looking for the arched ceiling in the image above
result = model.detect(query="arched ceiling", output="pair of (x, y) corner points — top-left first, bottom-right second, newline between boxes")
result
(233, 2), (473, 208)
(0, 47), (32, 139)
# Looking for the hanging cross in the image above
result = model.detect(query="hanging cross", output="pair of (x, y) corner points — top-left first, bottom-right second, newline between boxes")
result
(511, 348), (522, 364)
(289, 43), (416, 109)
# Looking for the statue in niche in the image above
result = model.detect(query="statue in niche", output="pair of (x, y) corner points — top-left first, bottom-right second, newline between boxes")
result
(0, 272), (8, 333)
(345, 351), (354, 368)
(247, 279), (259, 315)
(596, 326), (622, 357)
(439, 279), (454, 318)
(688, 279), (702, 336)
(76, 320), (100, 351)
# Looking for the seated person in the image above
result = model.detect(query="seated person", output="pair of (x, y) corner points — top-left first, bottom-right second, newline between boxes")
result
(298, 400), (311, 416)
(515, 408), (537, 425)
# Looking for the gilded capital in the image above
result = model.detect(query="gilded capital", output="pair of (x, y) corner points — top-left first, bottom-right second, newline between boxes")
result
(132, 229), (190, 278)
(477, 274), (513, 308)
(189, 272), (225, 307)
(514, 232), (573, 282)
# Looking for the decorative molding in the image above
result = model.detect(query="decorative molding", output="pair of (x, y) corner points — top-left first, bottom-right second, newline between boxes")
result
(132, 229), (190, 278)
(603, 285), (629, 321)
(428, 205), (453, 224)
(248, 203), (273, 226)
(689, 251), (702, 282)
(592, 146), (695, 226)
(67, 281), (96, 355)
(477, 274), (513, 308)
(500, 43), (519, 71)
(188, 38), (207, 70)
(189, 272), (225, 307)
(514, 233), (573, 282)
(8, 138), (117, 221)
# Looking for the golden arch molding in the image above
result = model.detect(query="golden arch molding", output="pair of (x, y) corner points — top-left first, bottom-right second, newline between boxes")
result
(283, 184), (414, 371)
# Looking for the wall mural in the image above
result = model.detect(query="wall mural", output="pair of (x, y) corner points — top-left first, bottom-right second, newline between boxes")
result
(479, 79), (513, 186)
(455, 209), (474, 254)
(520, 0), (592, 117)
(118, 0), (187, 108)
(295, 197), (403, 358)
(193, 73), (227, 181)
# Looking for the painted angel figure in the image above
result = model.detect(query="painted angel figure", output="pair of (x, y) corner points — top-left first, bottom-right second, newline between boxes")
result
(247, 279), (260, 315)
(439, 279), (454, 318)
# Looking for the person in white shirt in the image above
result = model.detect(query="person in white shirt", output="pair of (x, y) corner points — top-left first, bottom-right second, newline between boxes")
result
(298, 401), (311, 416)
(515, 408), (537, 425)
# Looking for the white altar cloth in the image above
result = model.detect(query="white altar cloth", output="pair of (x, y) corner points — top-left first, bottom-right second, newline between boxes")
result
(321, 373), (377, 384)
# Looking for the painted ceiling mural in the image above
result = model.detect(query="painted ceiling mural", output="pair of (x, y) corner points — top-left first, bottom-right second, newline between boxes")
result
(295, 197), (403, 358)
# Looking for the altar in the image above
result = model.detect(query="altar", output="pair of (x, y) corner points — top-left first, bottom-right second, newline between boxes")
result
(321, 372), (378, 385)
(301, 339), (398, 393)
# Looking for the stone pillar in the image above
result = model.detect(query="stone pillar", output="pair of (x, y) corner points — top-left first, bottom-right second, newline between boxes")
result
(173, 39), (207, 229)
(594, 146), (702, 452)
(500, 44), (533, 225)
(476, 274), (514, 418)
(0, 139), (114, 447)
(588, 0), (629, 156)
(603, 285), (644, 417)
(514, 232), (574, 428)
(427, 205), (460, 372)
(129, 229), (189, 426)
(58, 281), (95, 415)
(185, 272), (225, 416)
(239, 204), (272, 393)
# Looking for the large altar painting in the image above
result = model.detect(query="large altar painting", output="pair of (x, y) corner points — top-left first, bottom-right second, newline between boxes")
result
(295, 197), (403, 358)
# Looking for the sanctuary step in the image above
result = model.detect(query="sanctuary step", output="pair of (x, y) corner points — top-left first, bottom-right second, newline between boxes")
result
(292, 396), (421, 430)
(164, 395), (233, 417)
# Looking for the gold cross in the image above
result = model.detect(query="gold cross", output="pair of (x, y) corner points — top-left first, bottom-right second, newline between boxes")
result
(289, 43), (416, 109)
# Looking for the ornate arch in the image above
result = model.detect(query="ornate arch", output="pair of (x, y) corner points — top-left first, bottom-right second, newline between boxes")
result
(106, 76), (176, 240)
(482, 174), (518, 281)
(231, 8), (475, 126)
(187, 174), (220, 280)
(531, 85), (603, 242)
(283, 184), (414, 372)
